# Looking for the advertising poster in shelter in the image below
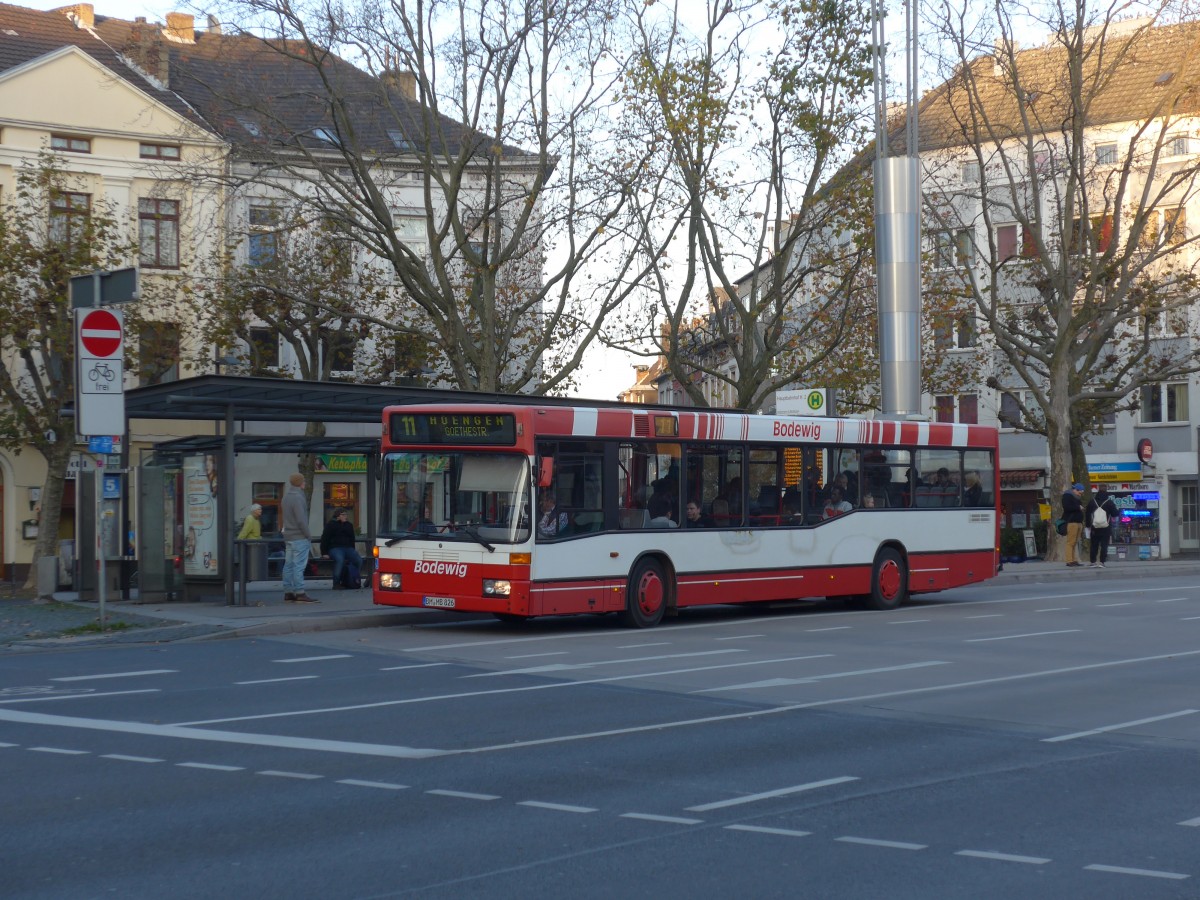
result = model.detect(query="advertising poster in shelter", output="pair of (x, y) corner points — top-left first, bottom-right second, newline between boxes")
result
(183, 453), (219, 576)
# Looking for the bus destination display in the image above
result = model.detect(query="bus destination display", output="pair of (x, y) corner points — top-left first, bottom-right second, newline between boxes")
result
(391, 412), (517, 445)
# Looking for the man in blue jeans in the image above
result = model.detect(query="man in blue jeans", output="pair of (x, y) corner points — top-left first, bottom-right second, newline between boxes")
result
(281, 473), (318, 603)
(320, 508), (363, 589)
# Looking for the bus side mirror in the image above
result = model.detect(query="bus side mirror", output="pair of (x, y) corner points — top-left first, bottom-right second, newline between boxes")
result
(538, 457), (554, 488)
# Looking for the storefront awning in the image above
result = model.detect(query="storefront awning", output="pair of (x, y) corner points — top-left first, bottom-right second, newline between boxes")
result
(1000, 469), (1044, 488)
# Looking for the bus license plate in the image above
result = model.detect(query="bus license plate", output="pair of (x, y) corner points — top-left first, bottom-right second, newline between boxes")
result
(423, 596), (456, 608)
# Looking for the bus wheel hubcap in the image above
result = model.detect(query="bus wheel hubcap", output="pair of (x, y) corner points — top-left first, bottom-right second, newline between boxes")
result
(638, 571), (664, 615)
(879, 560), (901, 599)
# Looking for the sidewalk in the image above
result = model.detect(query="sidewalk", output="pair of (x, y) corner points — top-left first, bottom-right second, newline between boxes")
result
(41, 555), (1200, 645)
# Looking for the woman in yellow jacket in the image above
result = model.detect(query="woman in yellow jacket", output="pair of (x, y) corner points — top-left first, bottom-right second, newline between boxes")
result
(237, 503), (263, 540)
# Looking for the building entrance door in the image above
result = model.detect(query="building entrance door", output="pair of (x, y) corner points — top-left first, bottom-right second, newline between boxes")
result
(1177, 483), (1199, 554)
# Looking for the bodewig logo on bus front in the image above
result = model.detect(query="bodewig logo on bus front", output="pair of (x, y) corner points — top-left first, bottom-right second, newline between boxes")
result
(414, 560), (469, 577)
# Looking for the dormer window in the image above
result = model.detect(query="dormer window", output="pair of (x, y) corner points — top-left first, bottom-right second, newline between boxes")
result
(1094, 142), (1117, 165)
(1169, 135), (1190, 157)
(312, 127), (340, 146)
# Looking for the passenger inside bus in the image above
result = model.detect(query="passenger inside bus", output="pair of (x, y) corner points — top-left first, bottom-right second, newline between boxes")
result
(684, 498), (715, 528)
(647, 493), (678, 528)
(537, 490), (569, 538)
(822, 486), (853, 518)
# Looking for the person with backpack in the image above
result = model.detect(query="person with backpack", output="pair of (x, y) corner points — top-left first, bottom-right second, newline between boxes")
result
(1060, 483), (1086, 567)
(320, 508), (363, 589)
(1087, 488), (1119, 568)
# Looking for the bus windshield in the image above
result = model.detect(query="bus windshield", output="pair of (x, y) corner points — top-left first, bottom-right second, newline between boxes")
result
(381, 451), (531, 544)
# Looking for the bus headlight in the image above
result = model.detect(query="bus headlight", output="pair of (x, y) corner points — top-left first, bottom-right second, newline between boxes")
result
(482, 579), (511, 597)
(379, 572), (402, 590)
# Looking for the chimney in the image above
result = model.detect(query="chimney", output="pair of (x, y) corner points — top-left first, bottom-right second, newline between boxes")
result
(54, 4), (94, 29)
(206, 14), (222, 35)
(165, 12), (195, 43)
(382, 69), (418, 101)
(126, 16), (170, 86)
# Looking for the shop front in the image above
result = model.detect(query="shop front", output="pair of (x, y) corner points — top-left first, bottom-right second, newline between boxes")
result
(1087, 460), (1161, 559)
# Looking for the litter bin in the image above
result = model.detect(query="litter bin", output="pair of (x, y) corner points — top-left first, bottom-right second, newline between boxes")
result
(241, 542), (270, 582)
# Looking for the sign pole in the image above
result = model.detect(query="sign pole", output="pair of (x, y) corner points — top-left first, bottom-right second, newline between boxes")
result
(94, 463), (106, 629)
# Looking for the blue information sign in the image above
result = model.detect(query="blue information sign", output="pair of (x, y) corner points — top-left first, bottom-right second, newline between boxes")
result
(87, 436), (114, 453)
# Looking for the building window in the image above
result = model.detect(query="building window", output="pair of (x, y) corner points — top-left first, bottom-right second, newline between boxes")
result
(140, 322), (180, 386)
(961, 160), (980, 184)
(999, 391), (1022, 429)
(247, 326), (280, 368)
(51, 134), (90, 153)
(1140, 382), (1189, 423)
(139, 143), (181, 161)
(932, 228), (975, 269)
(1070, 214), (1113, 255)
(935, 394), (977, 424)
(1168, 135), (1190, 157)
(322, 328), (357, 373)
(933, 311), (976, 351)
(247, 205), (280, 267)
(996, 223), (1038, 261)
(49, 191), (90, 249)
(138, 198), (180, 268)
(1094, 142), (1118, 165)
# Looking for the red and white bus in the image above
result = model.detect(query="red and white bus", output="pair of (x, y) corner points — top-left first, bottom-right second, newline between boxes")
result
(373, 403), (1000, 627)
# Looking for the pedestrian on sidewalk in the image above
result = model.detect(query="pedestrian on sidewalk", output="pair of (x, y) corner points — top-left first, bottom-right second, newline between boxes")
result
(1086, 488), (1119, 568)
(281, 473), (318, 603)
(1061, 482), (1086, 567)
(237, 503), (263, 540)
(320, 508), (363, 589)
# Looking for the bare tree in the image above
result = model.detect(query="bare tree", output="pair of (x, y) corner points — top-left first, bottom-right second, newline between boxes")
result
(180, 0), (651, 394)
(923, 2), (1200, 536)
(605, 0), (877, 410)
(0, 155), (134, 594)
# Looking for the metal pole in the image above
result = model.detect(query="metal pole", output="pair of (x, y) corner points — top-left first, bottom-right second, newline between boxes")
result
(222, 405), (236, 605)
(94, 464), (106, 629)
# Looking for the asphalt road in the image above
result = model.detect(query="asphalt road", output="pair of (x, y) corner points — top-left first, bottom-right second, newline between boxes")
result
(1, 573), (1198, 899)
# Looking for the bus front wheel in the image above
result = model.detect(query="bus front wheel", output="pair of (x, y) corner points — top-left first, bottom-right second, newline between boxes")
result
(620, 559), (668, 628)
(866, 547), (907, 611)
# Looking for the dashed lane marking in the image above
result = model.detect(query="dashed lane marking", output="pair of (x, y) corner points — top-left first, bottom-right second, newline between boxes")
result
(518, 801), (597, 814)
(715, 634), (765, 641)
(695, 661), (947, 693)
(965, 630), (1081, 643)
(887, 620), (930, 625)
(504, 652), (569, 659)
(1097, 603), (1131, 608)
(1084, 864), (1189, 880)
(29, 746), (87, 755)
(836, 836), (926, 850)
(806, 626), (851, 632)
(615, 642), (671, 649)
(1178, 817), (1200, 826)
(1035, 608), (1070, 613)
(426, 789), (500, 801)
(338, 779), (408, 790)
(177, 762), (243, 771)
(258, 770), (322, 780)
(235, 676), (319, 685)
(620, 813), (703, 825)
(686, 777), (859, 812)
(956, 850), (1051, 865)
(725, 825), (811, 838)
(965, 614), (1003, 619)
(274, 655), (352, 664)
(0, 689), (158, 705)
(378, 663), (449, 671)
(101, 754), (163, 763)
(51, 670), (176, 682)
(462, 649), (746, 678)
(1043, 710), (1199, 743)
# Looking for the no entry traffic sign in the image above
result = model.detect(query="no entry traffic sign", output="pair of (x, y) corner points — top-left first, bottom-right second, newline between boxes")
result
(78, 308), (124, 359)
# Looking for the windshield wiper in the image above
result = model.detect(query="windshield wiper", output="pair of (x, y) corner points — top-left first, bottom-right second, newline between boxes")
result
(458, 524), (495, 552)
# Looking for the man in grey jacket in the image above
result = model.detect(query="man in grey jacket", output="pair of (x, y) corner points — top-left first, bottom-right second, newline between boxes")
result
(281, 473), (318, 603)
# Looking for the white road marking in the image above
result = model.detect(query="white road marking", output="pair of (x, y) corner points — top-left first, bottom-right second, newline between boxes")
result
(462, 649), (745, 678)
(686, 776), (858, 812)
(1035, 608), (1069, 613)
(0, 709), (443, 759)
(696, 661), (947, 693)
(965, 630), (1080, 643)
(518, 801), (597, 813)
(1156, 598), (1186, 603)
(338, 779), (408, 790)
(956, 850), (1050, 864)
(1183, 616), (1200, 621)
(1084, 864), (1189, 880)
(1178, 816), (1200, 826)
(175, 655), (835, 726)
(965, 614), (1003, 619)
(620, 813), (703, 825)
(0, 742), (17, 747)
(807, 626), (850, 632)
(615, 643), (671, 649)
(30, 746), (87, 755)
(887, 619), (930, 625)
(715, 634), (765, 641)
(504, 652), (568, 659)
(426, 789), (500, 801)
(51, 669), (176, 682)
(379, 663), (449, 671)
(235, 676), (319, 685)
(0, 689), (159, 705)
(1097, 603), (1131, 608)
(258, 770), (322, 780)
(836, 836), (926, 850)
(1043, 709), (1199, 743)
(274, 655), (351, 664)
(177, 762), (243, 771)
(101, 754), (162, 763)
(725, 825), (811, 837)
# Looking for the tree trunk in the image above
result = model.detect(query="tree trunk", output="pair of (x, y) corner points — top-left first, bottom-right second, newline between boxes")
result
(25, 439), (75, 599)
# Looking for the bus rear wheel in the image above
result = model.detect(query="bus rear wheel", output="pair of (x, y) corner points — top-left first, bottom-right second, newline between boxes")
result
(865, 547), (907, 611)
(620, 559), (668, 628)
